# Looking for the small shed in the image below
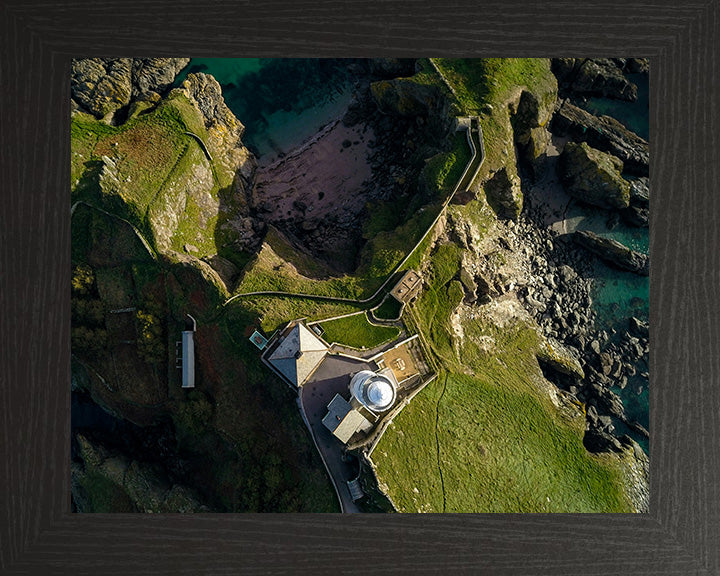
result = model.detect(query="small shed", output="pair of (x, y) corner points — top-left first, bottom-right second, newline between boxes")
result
(182, 314), (196, 389)
(390, 270), (422, 303)
(249, 330), (268, 350)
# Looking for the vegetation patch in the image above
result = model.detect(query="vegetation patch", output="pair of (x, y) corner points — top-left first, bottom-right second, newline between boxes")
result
(408, 242), (463, 363)
(421, 131), (473, 198)
(373, 296), (402, 320)
(318, 313), (401, 350)
(229, 297), (362, 334)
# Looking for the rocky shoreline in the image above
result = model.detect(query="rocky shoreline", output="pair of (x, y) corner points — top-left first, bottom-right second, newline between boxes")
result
(509, 60), (650, 462)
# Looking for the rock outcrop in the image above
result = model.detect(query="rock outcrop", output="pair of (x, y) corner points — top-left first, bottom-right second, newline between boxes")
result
(483, 167), (523, 221)
(170, 73), (256, 189)
(573, 230), (649, 275)
(370, 77), (446, 118)
(368, 58), (417, 79)
(559, 141), (630, 210)
(537, 337), (585, 380)
(71, 58), (190, 120)
(552, 101), (649, 176)
(621, 177), (650, 227)
(513, 86), (557, 148)
(552, 58), (638, 101)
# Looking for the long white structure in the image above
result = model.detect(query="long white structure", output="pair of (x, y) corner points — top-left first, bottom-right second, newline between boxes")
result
(182, 314), (196, 389)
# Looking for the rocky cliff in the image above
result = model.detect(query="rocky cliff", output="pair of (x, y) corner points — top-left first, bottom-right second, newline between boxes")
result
(552, 100), (649, 176)
(72, 434), (209, 513)
(552, 58), (644, 101)
(559, 141), (631, 209)
(71, 58), (190, 120)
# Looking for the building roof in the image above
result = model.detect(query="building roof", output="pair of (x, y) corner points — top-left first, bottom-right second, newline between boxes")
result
(181, 330), (195, 389)
(322, 394), (371, 444)
(249, 330), (268, 350)
(390, 269), (422, 303)
(267, 322), (328, 387)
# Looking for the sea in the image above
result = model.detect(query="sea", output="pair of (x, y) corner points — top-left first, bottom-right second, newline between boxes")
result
(174, 58), (355, 164)
(570, 72), (650, 450)
(176, 58), (650, 451)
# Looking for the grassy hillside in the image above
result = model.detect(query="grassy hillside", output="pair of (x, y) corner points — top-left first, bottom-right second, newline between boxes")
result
(71, 91), (340, 511)
(372, 215), (633, 512)
(71, 92), (229, 259)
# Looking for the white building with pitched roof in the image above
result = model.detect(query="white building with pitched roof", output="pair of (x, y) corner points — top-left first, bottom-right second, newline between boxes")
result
(265, 321), (328, 388)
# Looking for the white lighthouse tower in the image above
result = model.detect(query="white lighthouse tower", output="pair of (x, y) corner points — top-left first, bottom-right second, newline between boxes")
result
(349, 369), (397, 414)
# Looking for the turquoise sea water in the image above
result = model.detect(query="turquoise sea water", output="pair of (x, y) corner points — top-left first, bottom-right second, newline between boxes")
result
(572, 74), (650, 444)
(581, 74), (649, 141)
(175, 58), (354, 163)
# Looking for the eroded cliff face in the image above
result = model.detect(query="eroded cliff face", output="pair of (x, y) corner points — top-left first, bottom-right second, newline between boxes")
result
(170, 73), (256, 191)
(475, 72), (559, 222)
(71, 58), (191, 120)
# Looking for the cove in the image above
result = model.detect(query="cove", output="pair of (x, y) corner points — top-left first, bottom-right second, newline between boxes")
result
(175, 58), (356, 165)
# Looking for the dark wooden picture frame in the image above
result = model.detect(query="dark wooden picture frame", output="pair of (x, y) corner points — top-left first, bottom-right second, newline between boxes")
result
(1, 1), (718, 574)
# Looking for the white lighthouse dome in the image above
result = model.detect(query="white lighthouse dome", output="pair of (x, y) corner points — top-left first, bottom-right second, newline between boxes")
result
(350, 370), (396, 412)
(366, 380), (394, 409)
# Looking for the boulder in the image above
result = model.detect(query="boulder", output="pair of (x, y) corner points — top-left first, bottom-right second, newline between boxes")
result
(513, 86), (558, 146)
(588, 382), (626, 421)
(559, 142), (630, 210)
(561, 58), (638, 101)
(628, 177), (650, 205)
(72, 58), (133, 119)
(629, 316), (649, 338)
(621, 177), (650, 227)
(621, 205), (649, 227)
(573, 230), (649, 276)
(132, 58), (191, 97)
(552, 101), (649, 176)
(584, 428), (624, 453)
(483, 167), (523, 221)
(558, 264), (577, 284)
(537, 338), (585, 380)
(625, 58), (650, 74)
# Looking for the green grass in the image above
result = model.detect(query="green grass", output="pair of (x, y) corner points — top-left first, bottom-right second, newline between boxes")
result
(373, 296), (402, 320)
(409, 242), (463, 363)
(235, 232), (366, 300)
(373, 227), (632, 512)
(421, 132), (473, 197)
(433, 58), (553, 115)
(72, 93), (229, 259)
(430, 58), (556, 185)
(374, 368), (630, 512)
(230, 297), (363, 334)
(318, 313), (401, 350)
